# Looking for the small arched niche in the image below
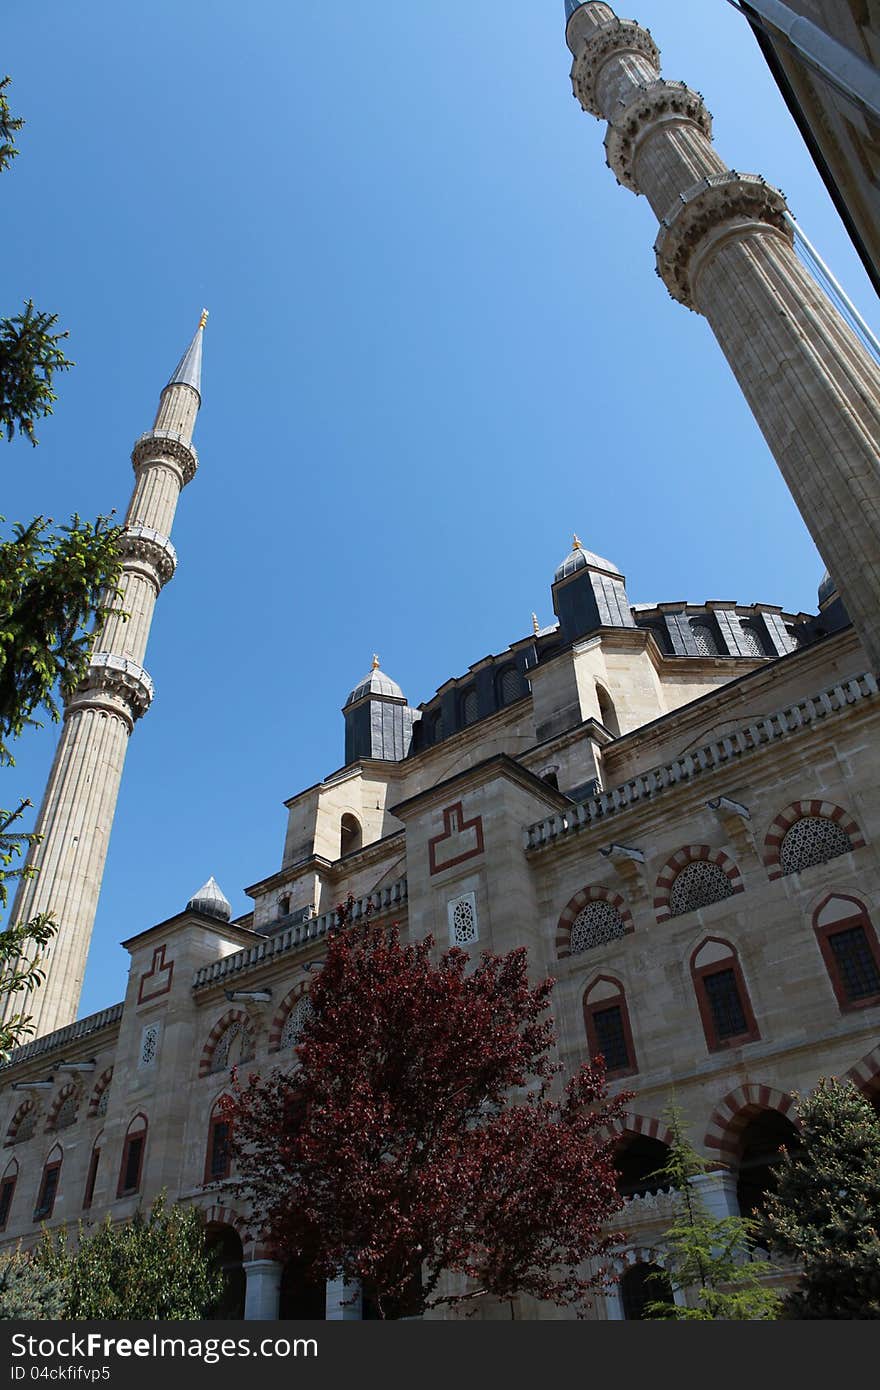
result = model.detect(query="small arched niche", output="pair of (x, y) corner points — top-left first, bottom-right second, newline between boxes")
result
(340, 814), (363, 857)
(596, 684), (621, 738)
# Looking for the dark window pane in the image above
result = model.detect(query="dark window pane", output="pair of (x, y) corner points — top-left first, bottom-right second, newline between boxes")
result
(35, 1165), (59, 1219)
(0, 1178), (15, 1228)
(84, 1150), (100, 1209)
(209, 1121), (231, 1180)
(703, 968), (748, 1040)
(592, 1004), (630, 1071)
(122, 1135), (144, 1193)
(829, 927), (880, 1000)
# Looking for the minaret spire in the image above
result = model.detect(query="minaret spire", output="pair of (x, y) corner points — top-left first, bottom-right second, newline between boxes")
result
(563, 4), (880, 672)
(1, 314), (208, 1042)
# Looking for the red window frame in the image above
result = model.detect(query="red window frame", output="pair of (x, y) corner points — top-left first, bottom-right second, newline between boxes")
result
(0, 1174), (16, 1230)
(83, 1146), (101, 1210)
(583, 978), (638, 1079)
(691, 942), (760, 1052)
(814, 904), (880, 1012)
(117, 1118), (147, 1198)
(34, 1160), (62, 1222)
(204, 1113), (233, 1184)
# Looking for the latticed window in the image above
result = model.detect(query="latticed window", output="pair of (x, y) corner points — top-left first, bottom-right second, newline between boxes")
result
(702, 968), (748, 1040)
(97, 1086), (110, 1118)
(212, 1020), (254, 1072)
(499, 667), (521, 706)
(140, 1024), (160, 1067)
(668, 861), (734, 917)
(280, 996), (314, 1049)
(591, 1005), (630, 1072)
(54, 1093), (77, 1130)
(207, 1119), (232, 1182)
(779, 817), (852, 876)
(449, 895), (478, 946)
(828, 927), (880, 1002)
(461, 689), (478, 726)
(570, 900), (626, 953)
(690, 621), (719, 656)
(739, 622), (766, 657)
(10, 1108), (35, 1144)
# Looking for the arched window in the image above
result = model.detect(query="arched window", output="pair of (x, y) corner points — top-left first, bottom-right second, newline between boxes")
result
(813, 894), (880, 1011)
(202, 1013), (256, 1077)
(117, 1115), (147, 1198)
(736, 1110), (801, 1218)
(34, 1145), (63, 1222)
(779, 816), (852, 876)
(89, 1068), (112, 1118)
(205, 1099), (233, 1184)
(739, 621), (767, 657)
(669, 861), (735, 917)
(280, 994), (314, 1049)
(620, 1262), (672, 1319)
(48, 1085), (79, 1132)
(461, 687), (478, 726)
(570, 899), (627, 954)
(0, 1159), (18, 1231)
(583, 977), (637, 1078)
(429, 710), (444, 745)
(690, 620), (719, 656)
(6, 1101), (36, 1146)
(205, 1225), (246, 1320)
(691, 938), (759, 1051)
(615, 1135), (671, 1199)
(340, 814), (363, 857)
(83, 1135), (102, 1211)
(497, 666), (522, 707)
(596, 684), (621, 738)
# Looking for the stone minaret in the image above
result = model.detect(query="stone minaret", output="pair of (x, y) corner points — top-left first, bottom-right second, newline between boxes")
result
(2, 314), (207, 1041)
(563, 2), (880, 671)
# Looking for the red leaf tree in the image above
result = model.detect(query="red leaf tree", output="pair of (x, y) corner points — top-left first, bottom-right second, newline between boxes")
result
(224, 911), (629, 1318)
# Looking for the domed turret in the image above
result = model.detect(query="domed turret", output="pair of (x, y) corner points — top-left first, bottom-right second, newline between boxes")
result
(342, 656), (415, 765)
(344, 655), (405, 708)
(554, 535), (622, 583)
(551, 535), (634, 642)
(186, 875), (231, 922)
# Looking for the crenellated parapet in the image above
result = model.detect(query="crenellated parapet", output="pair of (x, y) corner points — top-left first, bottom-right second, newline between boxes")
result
(569, 16), (659, 117)
(654, 172), (792, 311)
(118, 524), (178, 591)
(605, 80), (712, 192)
(131, 430), (198, 488)
(65, 652), (154, 729)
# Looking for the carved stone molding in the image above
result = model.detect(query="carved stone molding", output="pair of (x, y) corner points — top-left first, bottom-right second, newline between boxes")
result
(118, 524), (178, 590)
(570, 19), (660, 117)
(654, 172), (792, 310)
(66, 652), (154, 727)
(605, 80), (711, 191)
(131, 430), (198, 487)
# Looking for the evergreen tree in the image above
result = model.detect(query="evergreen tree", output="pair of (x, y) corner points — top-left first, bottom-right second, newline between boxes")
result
(35, 1194), (223, 1319)
(761, 1078), (880, 1319)
(0, 1246), (65, 1319)
(645, 1107), (781, 1320)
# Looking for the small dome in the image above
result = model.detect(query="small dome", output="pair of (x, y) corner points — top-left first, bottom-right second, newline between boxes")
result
(818, 568), (838, 607)
(187, 875), (231, 922)
(344, 656), (405, 707)
(554, 535), (621, 583)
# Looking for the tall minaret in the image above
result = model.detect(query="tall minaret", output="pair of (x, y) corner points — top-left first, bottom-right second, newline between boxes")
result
(2, 314), (208, 1041)
(563, 3), (880, 671)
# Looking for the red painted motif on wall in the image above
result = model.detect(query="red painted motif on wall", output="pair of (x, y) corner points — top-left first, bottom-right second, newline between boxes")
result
(138, 944), (174, 1005)
(429, 802), (485, 875)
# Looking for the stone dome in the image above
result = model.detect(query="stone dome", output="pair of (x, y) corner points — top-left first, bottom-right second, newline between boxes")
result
(554, 536), (622, 583)
(187, 875), (231, 922)
(818, 568), (838, 607)
(345, 657), (405, 707)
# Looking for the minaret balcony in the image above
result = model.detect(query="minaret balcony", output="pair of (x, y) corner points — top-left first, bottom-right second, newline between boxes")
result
(131, 430), (198, 486)
(67, 653), (155, 726)
(119, 524), (178, 589)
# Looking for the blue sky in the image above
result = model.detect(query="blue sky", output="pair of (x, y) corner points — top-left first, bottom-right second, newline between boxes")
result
(4, 1), (878, 1017)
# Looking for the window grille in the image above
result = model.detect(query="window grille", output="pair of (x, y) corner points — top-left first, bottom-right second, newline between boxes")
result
(462, 689), (478, 726)
(212, 1020), (255, 1073)
(449, 894), (478, 946)
(10, 1108), (35, 1144)
(208, 1120), (232, 1181)
(779, 816), (852, 875)
(828, 926), (880, 1001)
(499, 668), (521, 706)
(591, 1004), (630, 1072)
(668, 860), (734, 917)
(703, 968), (748, 1040)
(739, 622), (766, 657)
(570, 900), (626, 953)
(690, 622), (719, 656)
(54, 1093), (77, 1130)
(280, 996), (314, 1049)
(140, 1024), (160, 1068)
(97, 1086), (110, 1117)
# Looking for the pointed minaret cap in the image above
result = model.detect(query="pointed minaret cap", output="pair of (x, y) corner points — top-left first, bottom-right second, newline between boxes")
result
(166, 309), (208, 402)
(186, 873), (231, 922)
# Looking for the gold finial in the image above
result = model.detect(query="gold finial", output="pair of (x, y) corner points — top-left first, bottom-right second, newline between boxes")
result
(532, 613), (540, 635)
(371, 653), (381, 670)
(572, 533), (583, 551)
(198, 308), (209, 331)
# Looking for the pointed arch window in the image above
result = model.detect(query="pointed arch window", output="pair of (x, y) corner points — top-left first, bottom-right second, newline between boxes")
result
(691, 939), (759, 1051)
(83, 1136), (102, 1211)
(205, 1099), (233, 1184)
(34, 1147), (63, 1222)
(117, 1115), (147, 1198)
(813, 895), (880, 1011)
(583, 976), (637, 1078)
(0, 1160), (17, 1231)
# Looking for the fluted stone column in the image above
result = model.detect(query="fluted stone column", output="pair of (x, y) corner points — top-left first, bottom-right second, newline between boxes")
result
(564, 3), (880, 671)
(1, 318), (206, 1041)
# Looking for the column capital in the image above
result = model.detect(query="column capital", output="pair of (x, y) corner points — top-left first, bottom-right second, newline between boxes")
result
(570, 17), (659, 116)
(118, 524), (178, 591)
(131, 430), (198, 487)
(654, 172), (792, 310)
(66, 653), (154, 728)
(605, 80), (712, 191)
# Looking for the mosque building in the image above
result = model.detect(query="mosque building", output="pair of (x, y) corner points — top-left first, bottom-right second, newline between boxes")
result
(1, 3), (879, 1320)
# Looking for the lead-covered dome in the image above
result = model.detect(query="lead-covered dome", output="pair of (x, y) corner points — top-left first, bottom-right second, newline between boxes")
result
(554, 535), (622, 583)
(344, 656), (405, 707)
(187, 875), (232, 922)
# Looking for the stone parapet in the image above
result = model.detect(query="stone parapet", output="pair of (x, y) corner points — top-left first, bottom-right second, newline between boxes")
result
(654, 172), (792, 310)
(66, 652), (155, 728)
(118, 524), (178, 590)
(131, 430), (198, 487)
(570, 17), (659, 117)
(605, 80), (712, 192)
